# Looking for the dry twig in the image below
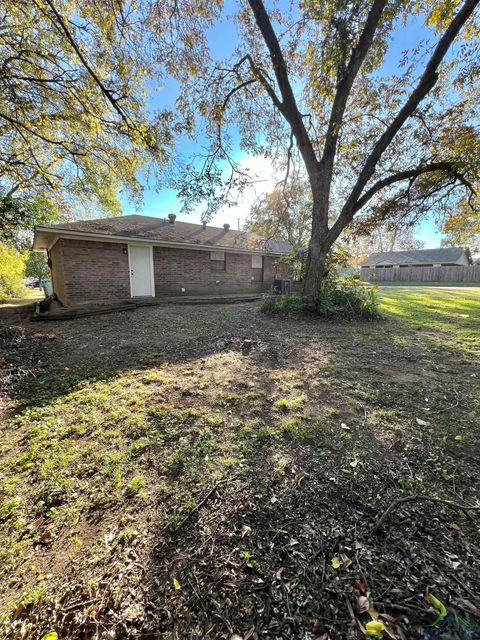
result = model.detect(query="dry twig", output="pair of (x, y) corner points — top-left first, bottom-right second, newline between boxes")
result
(374, 494), (480, 530)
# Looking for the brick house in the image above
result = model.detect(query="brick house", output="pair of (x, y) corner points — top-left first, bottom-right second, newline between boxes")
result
(33, 214), (293, 306)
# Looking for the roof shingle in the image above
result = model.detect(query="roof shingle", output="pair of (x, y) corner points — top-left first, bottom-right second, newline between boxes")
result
(36, 215), (292, 254)
(360, 247), (469, 266)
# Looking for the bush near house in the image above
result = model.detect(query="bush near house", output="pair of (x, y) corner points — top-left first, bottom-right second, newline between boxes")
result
(0, 244), (26, 299)
(261, 278), (380, 319)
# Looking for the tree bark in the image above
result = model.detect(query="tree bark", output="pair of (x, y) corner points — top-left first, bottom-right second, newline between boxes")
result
(302, 177), (331, 300)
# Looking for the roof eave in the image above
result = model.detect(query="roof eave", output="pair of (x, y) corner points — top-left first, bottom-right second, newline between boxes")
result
(32, 226), (290, 256)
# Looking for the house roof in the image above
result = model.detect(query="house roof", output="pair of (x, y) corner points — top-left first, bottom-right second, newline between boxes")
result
(360, 247), (470, 267)
(33, 214), (292, 255)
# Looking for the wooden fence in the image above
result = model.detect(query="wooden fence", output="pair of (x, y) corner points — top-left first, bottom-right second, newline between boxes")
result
(360, 265), (480, 283)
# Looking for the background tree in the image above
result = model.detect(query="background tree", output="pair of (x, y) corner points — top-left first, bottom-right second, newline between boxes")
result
(25, 251), (50, 284)
(441, 199), (480, 253)
(345, 224), (426, 265)
(246, 174), (311, 250)
(151, 0), (480, 302)
(0, 0), (173, 227)
(0, 243), (26, 299)
(0, 192), (55, 249)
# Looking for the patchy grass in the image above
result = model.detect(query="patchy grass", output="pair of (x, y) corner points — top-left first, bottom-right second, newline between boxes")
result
(0, 289), (479, 639)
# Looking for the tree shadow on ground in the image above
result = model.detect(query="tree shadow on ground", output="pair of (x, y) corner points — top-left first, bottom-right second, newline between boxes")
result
(1, 301), (479, 639)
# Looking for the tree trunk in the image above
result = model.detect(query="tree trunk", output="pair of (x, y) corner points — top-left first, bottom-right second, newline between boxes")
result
(302, 241), (327, 300)
(302, 175), (332, 301)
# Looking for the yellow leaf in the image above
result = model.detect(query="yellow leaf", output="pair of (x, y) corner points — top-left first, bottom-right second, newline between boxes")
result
(41, 633), (58, 640)
(331, 556), (341, 569)
(365, 620), (386, 637)
(173, 577), (181, 591)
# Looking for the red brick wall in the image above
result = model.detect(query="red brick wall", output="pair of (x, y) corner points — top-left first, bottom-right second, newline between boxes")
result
(152, 247), (292, 295)
(50, 238), (292, 304)
(53, 239), (130, 305)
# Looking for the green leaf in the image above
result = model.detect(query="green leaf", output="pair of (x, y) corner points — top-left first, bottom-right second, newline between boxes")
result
(331, 556), (341, 569)
(427, 593), (447, 618)
(173, 577), (181, 591)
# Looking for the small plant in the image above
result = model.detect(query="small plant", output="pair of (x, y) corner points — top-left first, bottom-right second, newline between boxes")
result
(260, 293), (303, 315)
(274, 394), (307, 412)
(120, 527), (139, 544)
(242, 551), (258, 570)
(167, 451), (187, 473)
(274, 398), (290, 412)
(282, 416), (310, 439)
(125, 475), (145, 497)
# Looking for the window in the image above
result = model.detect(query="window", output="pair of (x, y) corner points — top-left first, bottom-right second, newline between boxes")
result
(251, 254), (264, 282)
(210, 251), (226, 271)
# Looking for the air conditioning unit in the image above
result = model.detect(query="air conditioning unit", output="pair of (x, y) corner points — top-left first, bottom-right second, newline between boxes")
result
(273, 278), (291, 295)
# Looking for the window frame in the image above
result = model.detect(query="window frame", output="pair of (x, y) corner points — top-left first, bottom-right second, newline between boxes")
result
(251, 254), (264, 282)
(210, 250), (226, 271)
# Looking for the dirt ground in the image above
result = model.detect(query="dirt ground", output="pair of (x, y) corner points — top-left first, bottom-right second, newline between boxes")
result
(0, 291), (479, 640)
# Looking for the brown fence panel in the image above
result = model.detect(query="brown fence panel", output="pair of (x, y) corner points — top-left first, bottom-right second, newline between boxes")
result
(360, 265), (480, 283)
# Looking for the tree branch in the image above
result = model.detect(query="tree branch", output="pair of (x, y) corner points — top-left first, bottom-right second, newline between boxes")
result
(353, 162), (476, 213)
(330, 0), (480, 244)
(321, 0), (388, 176)
(33, 0), (142, 140)
(246, 0), (318, 172)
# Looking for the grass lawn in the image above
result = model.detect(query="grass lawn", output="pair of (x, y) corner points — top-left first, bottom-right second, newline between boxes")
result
(0, 289), (44, 308)
(0, 289), (479, 639)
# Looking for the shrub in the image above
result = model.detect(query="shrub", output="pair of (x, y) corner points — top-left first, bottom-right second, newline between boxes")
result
(260, 293), (303, 315)
(0, 243), (26, 299)
(316, 277), (380, 319)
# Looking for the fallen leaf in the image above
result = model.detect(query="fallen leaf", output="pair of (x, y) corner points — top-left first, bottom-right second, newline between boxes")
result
(331, 556), (341, 569)
(416, 418), (429, 426)
(41, 634), (58, 640)
(365, 620), (386, 637)
(340, 553), (352, 568)
(230, 635), (243, 640)
(289, 538), (300, 546)
(427, 593), (447, 618)
(451, 523), (460, 531)
(40, 530), (53, 543)
(354, 579), (368, 593)
(241, 525), (252, 537)
(356, 596), (369, 614)
(173, 577), (181, 591)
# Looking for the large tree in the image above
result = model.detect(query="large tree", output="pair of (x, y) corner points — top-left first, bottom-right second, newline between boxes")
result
(151, 0), (480, 301)
(0, 0), (172, 222)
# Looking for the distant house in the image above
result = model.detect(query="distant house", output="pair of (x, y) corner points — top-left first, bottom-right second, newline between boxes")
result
(360, 247), (472, 270)
(33, 214), (292, 306)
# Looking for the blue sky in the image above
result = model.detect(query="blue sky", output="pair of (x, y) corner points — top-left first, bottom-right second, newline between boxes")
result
(120, 6), (445, 248)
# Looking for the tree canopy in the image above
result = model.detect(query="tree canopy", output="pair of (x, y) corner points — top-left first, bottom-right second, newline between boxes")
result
(148, 0), (480, 297)
(0, 0), (172, 222)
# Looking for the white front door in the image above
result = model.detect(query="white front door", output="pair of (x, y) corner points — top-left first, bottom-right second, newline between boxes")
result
(129, 245), (154, 297)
